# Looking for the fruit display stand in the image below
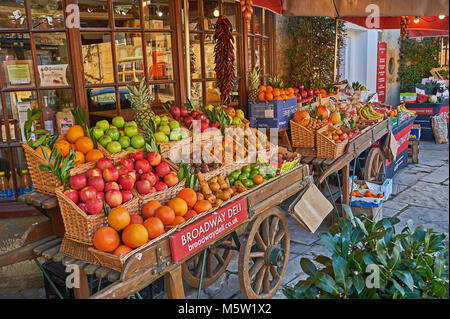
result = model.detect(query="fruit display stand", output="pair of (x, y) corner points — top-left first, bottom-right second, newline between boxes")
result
(0, 163), (314, 299)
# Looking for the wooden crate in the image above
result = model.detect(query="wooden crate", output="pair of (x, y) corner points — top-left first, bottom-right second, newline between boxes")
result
(408, 139), (419, 164)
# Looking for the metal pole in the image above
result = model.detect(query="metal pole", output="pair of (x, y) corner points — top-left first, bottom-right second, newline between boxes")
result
(333, 18), (339, 83)
(196, 248), (208, 299)
(34, 259), (64, 299)
(184, 0), (191, 99)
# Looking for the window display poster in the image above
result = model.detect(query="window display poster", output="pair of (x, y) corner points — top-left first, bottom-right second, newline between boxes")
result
(38, 64), (68, 86)
(6, 62), (31, 85)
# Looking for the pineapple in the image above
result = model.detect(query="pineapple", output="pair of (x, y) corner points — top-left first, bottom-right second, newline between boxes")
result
(248, 66), (260, 101)
(268, 75), (284, 89)
(127, 78), (155, 130)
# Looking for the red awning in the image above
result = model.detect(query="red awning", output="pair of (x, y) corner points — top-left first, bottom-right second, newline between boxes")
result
(408, 30), (449, 38)
(253, 0), (283, 15)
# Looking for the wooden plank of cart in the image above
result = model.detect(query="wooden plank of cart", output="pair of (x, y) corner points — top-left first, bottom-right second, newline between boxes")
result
(0, 163), (312, 299)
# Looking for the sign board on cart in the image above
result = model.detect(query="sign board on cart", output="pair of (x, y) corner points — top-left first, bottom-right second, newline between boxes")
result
(169, 197), (248, 263)
(376, 42), (387, 103)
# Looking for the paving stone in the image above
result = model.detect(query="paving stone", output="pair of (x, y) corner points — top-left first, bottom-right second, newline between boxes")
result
(418, 150), (447, 167)
(383, 207), (400, 217)
(419, 164), (449, 184)
(290, 242), (312, 255)
(394, 181), (449, 211)
(382, 200), (408, 211)
(390, 182), (409, 196)
(444, 179), (449, 185)
(393, 170), (428, 187)
(419, 141), (449, 151)
(202, 273), (241, 299)
(407, 164), (435, 174)
(394, 206), (449, 236)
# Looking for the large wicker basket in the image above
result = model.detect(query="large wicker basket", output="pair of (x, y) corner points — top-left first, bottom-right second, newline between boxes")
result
(290, 120), (316, 148)
(97, 144), (139, 165)
(60, 237), (99, 265)
(158, 127), (193, 158)
(316, 125), (349, 159)
(56, 187), (140, 245)
(138, 179), (186, 206)
(22, 143), (100, 195)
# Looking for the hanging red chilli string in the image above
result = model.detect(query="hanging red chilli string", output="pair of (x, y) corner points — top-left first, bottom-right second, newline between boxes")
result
(240, 0), (253, 22)
(213, 15), (236, 106)
(400, 16), (409, 39)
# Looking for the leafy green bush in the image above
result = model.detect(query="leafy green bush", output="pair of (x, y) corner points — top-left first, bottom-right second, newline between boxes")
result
(283, 205), (449, 299)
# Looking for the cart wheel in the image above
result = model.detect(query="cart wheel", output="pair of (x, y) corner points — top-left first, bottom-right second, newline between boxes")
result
(238, 207), (290, 299)
(364, 148), (385, 182)
(182, 235), (234, 288)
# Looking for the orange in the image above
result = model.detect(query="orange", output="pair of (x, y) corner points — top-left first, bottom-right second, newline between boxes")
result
(66, 125), (85, 143)
(74, 151), (85, 166)
(70, 143), (76, 150)
(108, 207), (131, 231)
(275, 95), (283, 100)
(85, 149), (104, 162)
(122, 224), (149, 249)
(280, 94), (288, 100)
(155, 206), (175, 225)
(376, 193), (384, 198)
(287, 93), (295, 98)
(258, 85), (266, 92)
(93, 226), (120, 252)
(168, 197), (188, 217)
(266, 86), (273, 92)
(172, 216), (185, 226)
(143, 217), (165, 239)
(279, 89), (285, 96)
(193, 200), (212, 214)
(253, 175), (264, 185)
(75, 136), (94, 155)
(129, 214), (143, 224)
(113, 245), (133, 257)
(177, 188), (197, 208)
(184, 210), (198, 220)
(142, 200), (162, 220)
(54, 140), (70, 157)
(273, 88), (280, 97)
(265, 92), (274, 101)
(35, 145), (51, 160)
(364, 190), (374, 198)
(257, 92), (266, 101)
(287, 87), (294, 95)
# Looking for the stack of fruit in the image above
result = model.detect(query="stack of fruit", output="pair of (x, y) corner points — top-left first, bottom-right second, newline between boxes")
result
(396, 104), (416, 117)
(292, 109), (328, 131)
(94, 116), (145, 154)
(320, 127), (349, 144)
(152, 114), (190, 143)
(357, 103), (385, 122)
(227, 163), (276, 189)
(294, 84), (323, 104)
(351, 189), (384, 198)
(257, 85), (295, 102)
(270, 148), (301, 172)
(207, 136), (248, 163)
(196, 173), (235, 208)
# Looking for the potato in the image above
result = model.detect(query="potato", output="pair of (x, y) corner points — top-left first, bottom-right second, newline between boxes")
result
(197, 192), (204, 201)
(209, 182), (221, 192)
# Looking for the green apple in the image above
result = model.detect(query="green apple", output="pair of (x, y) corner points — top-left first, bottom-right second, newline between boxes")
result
(107, 141), (122, 154)
(236, 109), (245, 120)
(119, 136), (131, 149)
(169, 130), (182, 141)
(98, 135), (112, 147)
(232, 117), (242, 125)
(159, 125), (171, 136)
(160, 115), (169, 123)
(169, 120), (180, 130)
(105, 127), (120, 141)
(125, 146), (134, 151)
(96, 120), (110, 131)
(131, 135), (145, 149)
(112, 116), (125, 129)
(154, 131), (167, 143)
(124, 121), (137, 128)
(124, 126), (139, 138)
(181, 129), (189, 139)
(154, 115), (161, 126)
(119, 130), (125, 137)
(92, 127), (104, 140)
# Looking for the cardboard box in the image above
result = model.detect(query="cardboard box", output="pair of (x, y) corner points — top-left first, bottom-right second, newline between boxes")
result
(248, 97), (298, 129)
(389, 115), (398, 128)
(349, 176), (393, 204)
(400, 92), (417, 103)
(351, 205), (383, 222)
(409, 124), (421, 140)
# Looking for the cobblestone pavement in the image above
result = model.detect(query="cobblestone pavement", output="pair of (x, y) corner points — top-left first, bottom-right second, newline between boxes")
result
(1, 141), (448, 299)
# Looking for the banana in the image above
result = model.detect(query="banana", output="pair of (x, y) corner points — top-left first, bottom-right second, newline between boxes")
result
(368, 105), (384, 119)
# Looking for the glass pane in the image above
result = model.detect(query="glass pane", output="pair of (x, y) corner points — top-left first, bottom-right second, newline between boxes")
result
(205, 81), (220, 105)
(230, 78), (239, 106)
(255, 38), (261, 70)
(190, 33), (201, 79)
(190, 81), (202, 107)
(265, 10), (272, 36)
(0, 0), (27, 29)
(223, 1), (237, 32)
(143, 0), (170, 30)
(0, 33), (35, 88)
(113, 0), (140, 28)
(82, 33), (114, 84)
(151, 83), (175, 103)
(34, 32), (71, 86)
(188, 0), (199, 31)
(40, 89), (74, 135)
(0, 147), (29, 199)
(247, 36), (252, 72)
(31, 0), (64, 29)
(263, 40), (269, 75)
(79, 1), (110, 28)
(115, 33), (144, 82)
(87, 86), (118, 124)
(203, 0), (219, 31)
(3, 91), (38, 143)
(145, 32), (173, 81)
(204, 33), (215, 78)
(253, 7), (262, 35)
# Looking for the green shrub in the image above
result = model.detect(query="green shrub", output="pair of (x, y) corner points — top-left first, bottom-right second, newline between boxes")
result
(283, 205), (449, 299)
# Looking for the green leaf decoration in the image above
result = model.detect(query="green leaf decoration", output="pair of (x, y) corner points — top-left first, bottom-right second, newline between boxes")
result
(300, 258), (317, 277)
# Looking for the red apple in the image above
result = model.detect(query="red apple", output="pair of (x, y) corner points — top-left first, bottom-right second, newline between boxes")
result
(86, 197), (103, 215)
(86, 168), (102, 179)
(103, 167), (119, 182)
(134, 159), (151, 174)
(69, 174), (87, 191)
(170, 106), (181, 119)
(136, 180), (152, 194)
(140, 172), (158, 186)
(119, 159), (134, 172)
(164, 172), (179, 187)
(155, 161), (171, 177)
(128, 171), (137, 183)
(225, 106), (236, 118)
(209, 123), (219, 129)
(105, 189), (123, 207)
(298, 84), (304, 91)
(301, 90), (307, 99)
(155, 181), (168, 192)
(96, 192), (105, 200)
(118, 174), (135, 191)
(190, 110), (199, 119)
(80, 186), (97, 203)
(96, 158), (113, 170)
(180, 106), (188, 118)
(184, 116), (194, 128)
(87, 176), (105, 192)
(146, 152), (162, 167)
(115, 165), (129, 177)
(121, 190), (133, 203)
(64, 189), (79, 204)
(130, 149), (144, 162)
(77, 202), (87, 213)
(104, 182), (120, 192)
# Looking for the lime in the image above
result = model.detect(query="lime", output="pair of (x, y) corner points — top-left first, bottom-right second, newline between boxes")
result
(124, 126), (139, 138)
(251, 164), (260, 171)
(242, 179), (255, 188)
(125, 146), (134, 151)
(96, 120), (110, 131)
(267, 171), (276, 179)
(249, 171), (258, 179)
(124, 121), (137, 128)
(238, 172), (250, 181)
(112, 116), (125, 129)
(119, 130), (125, 137)
(131, 135), (145, 149)
(92, 127), (104, 140)
(107, 141), (122, 154)
(119, 136), (130, 149)
(228, 177), (235, 186)
(155, 131), (167, 143)
(159, 125), (171, 136)
(169, 120), (180, 130)
(98, 135), (112, 147)
(106, 127), (120, 141)
(232, 117), (242, 125)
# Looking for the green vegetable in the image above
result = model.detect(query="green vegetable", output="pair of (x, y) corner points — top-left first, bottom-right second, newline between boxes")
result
(242, 179), (255, 188)
(228, 177), (236, 186)
(230, 170), (242, 180)
(242, 165), (252, 174)
(238, 172), (250, 181)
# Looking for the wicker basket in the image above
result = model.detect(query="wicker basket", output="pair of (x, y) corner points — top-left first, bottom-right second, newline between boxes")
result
(357, 118), (382, 128)
(97, 144), (138, 166)
(60, 237), (99, 265)
(290, 120), (316, 148)
(158, 127), (193, 158)
(296, 147), (317, 157)
(138, 179), (186, 206)
(316, 125), (349, 159)
(56, 187), (140, 245)
(22, 143), (101, 195)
